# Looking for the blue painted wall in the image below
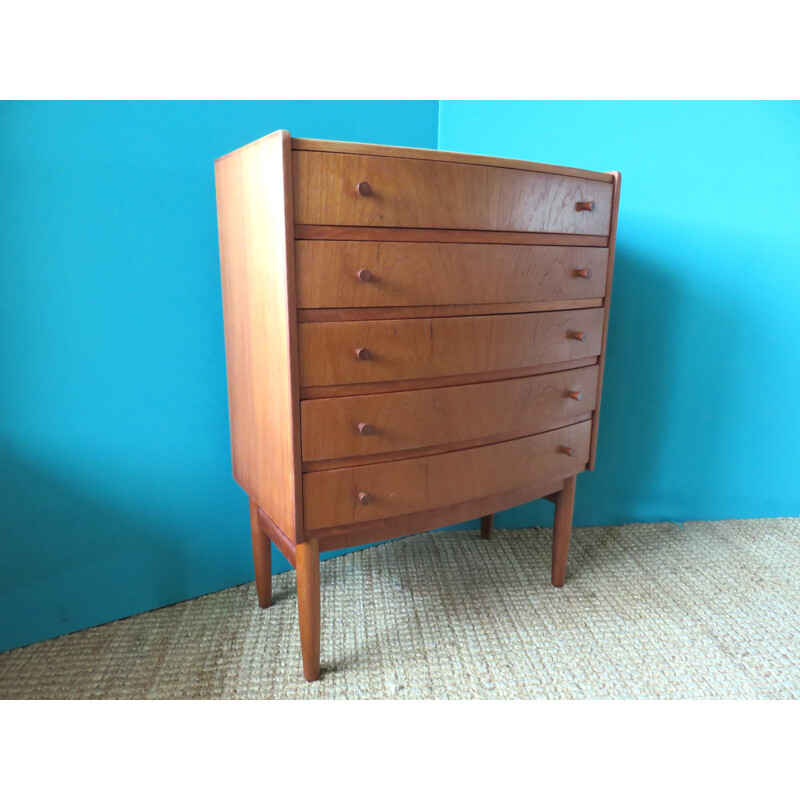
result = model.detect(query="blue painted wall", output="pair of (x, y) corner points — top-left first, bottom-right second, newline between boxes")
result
(3, 100), (798, 654)
(439, 101), (800, 529)
(0, 101), (439, 652)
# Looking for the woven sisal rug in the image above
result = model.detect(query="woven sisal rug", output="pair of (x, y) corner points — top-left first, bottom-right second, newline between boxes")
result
(1, 518), (798, 699)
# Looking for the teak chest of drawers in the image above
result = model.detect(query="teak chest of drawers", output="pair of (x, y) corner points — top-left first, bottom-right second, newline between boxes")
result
(215, 131), (621, 681)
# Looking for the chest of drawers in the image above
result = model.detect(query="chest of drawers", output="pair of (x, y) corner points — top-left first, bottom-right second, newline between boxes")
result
(215, 131), (621, 681)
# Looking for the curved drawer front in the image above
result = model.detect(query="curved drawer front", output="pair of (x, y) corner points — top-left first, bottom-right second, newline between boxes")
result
(301, 365), (599, 464)
(298, 308), (604, 388)
(295, 241), (608, 308)
(303, 420), (592, 531)
(293, 151), (613, 235)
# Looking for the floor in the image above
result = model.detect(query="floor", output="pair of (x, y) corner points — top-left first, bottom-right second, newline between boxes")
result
(1, 517), (798, 699)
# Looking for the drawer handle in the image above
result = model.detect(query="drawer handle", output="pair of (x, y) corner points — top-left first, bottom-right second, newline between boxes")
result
(568, 331), (586, 341)
(358, 491), (372, 505)
(566, 391), (582, 401)
(558, 446), (575, 457)
(575, 201), (595, 212)
(355, 347), (372, 360)
(574, 269), (592, 279)
(355, 181), (371, 197)
(358, 423), (374, 436)
(357, 269), (372, 282)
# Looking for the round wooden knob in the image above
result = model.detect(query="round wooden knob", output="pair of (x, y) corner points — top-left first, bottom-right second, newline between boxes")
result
(566, 391), (582, 401)
(355, 181), (371, 197)
(358, 491), (372, 505)
(574, 269), (592, 279)
(357, 269), (372, 282)
(355, 347), (371, 360)
(575, 201), (595, 212)
(568, 331), (586, 341)
(558, 446), (575, 457)
(358, 423), (374, 436)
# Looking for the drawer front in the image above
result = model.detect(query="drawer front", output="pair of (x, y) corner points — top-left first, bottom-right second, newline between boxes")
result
(293, 151), (613, 235)
(298, 308), (604, 388)
(295, 241), (608, 309)
(303, 419), (592, 530)
(301, 365), (598, 463)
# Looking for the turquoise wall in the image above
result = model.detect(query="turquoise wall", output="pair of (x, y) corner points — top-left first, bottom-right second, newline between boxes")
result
(0, 101), (439, 652)
(3, 100), (798, 654)
(439, 101), (800, 529)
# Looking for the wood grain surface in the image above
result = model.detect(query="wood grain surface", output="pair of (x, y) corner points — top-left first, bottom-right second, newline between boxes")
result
(551, 474), (577, 587)
(293, 151), (614, 235)
(299, 308), (605, 388)
(297, 299), (603, 323)
(295, 241), (608, 308)
(291, 137), (614, 183)
(295, 225), (608, 247)
(295, 539), (320, 681)
(315, 477), (566, 551)
(215, 130), (304, 541)
(301, 364), (599, 464)
(303, 419), (591, 530)
(249, 498), (272, 608)
(299, 357), (600, 399)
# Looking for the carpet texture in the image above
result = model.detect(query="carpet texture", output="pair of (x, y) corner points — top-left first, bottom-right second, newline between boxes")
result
(1, 518), (799, 700)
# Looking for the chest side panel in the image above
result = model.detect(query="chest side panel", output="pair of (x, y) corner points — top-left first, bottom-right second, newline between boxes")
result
(215, 131), (303, 541)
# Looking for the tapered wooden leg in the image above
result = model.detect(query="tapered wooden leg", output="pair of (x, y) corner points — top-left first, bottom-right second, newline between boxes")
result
(480, 514), (493, 540)
(296, 539), (321, 682)
(249, 499), (272, 608)
(552, 474), (577, 588)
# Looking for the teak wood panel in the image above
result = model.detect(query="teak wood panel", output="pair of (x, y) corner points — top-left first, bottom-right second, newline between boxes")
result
(298, 308), (605, 388)
(295, 241), (609, 309)
(299, 357), (600, 400)
(316, 478), (566, 552)
(297, 299), (604, 323)
(303, 420), (592, 530)
(215, 131), (303, 542)
(293, 152), (614, 235)
(301, 364), (599, 464)
(291, 137), (615, 183)
(295, 225), (609, 247)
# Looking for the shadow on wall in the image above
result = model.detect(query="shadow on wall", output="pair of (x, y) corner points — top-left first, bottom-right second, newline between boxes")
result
(467, 229), (744, 529)
(0, 441), (305, 652)
(0, 444), (195, 651)
(0, 439), (366, 653)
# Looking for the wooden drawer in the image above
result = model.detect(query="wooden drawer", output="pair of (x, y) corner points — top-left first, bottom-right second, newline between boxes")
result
(298, 308), (604, 388)
(293, 151), (613, 235)
(301, 365), (599, 464)
(303, 419), (592, 530)
(295, 241), (608, 309)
